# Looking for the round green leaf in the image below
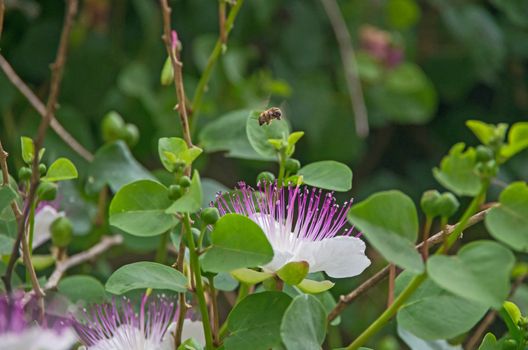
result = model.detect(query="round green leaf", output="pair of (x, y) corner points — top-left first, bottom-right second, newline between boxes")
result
(348, 190), (423, 273)
(109, 180), (178, 237)
(427, 240), (515, 309)
(0, 187), (16, 213)
(246, 110), (290, 158)
(298, 161), (353, 192)
(58, 275), (105, 304)
(224, 291), (292, 350)
(86, 141), (155, 194)
(201, 214), (274, 273)
(280, 294), (327, 350)
(105, 261), (187, 294)
(42, 158), (78, 182)
(433, 143), (480, 197)
(396, 272), (487, 340)
(485, 182), (528, 252)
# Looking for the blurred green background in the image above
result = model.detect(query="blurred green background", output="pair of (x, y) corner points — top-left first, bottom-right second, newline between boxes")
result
(1, 0), (527, 348)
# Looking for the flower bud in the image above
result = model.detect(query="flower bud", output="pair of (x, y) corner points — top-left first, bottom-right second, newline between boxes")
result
(475, 145), (493, 163)
(420, 190), (441, 217)
(201, 207), (220, 225)
(37, 182), (58, 201)
(124, 124), (139, 147)
(38, 164), (47, 176)
(102, 111), (126, 143)
(51, 217), (73, 248)
(178, 176), (192, 188)
(257, 171), (275, 184)
(436, 192), (459, 218)
(168, 184), (182, 200)
(285, 158), (301, 174)
(18, 166), (32, 181)
(160, 56), (174, 86)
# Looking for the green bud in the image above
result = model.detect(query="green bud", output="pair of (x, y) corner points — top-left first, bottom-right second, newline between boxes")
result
(160, 56), (174, 86)
(437, 192), (460, 218)
(257, 171), (275, 184)
(420, 190), (441, 217)
(124, 124), (139, 147)
(178, 176), (192, 188)
(51, 217), (73, 248)
(201, 207), (220, 225)
(102, 111), (126, 143)
(38, 164), (47, 177)
(475, 145), (493, 163)
(37, 182), (58, 201)
(18, 167), (32, 181)
(168, 184), (182, 200)
(285, 158), (301, 174)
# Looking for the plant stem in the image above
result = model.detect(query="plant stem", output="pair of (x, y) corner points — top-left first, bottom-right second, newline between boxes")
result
(346, 273), (427, 349)
(277, 149), (287, 186)
(421, 215), (433, 260)
(183, 214), (214, 350)
(28, 200), (37, 256)
(345, 181), (491, 349)
(155, 231), (169, 264)
(190, 0), (245, 131)
(208, 276), (220, 345)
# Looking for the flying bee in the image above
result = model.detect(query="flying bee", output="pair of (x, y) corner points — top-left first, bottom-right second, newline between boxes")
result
(258, 107), (282, 126)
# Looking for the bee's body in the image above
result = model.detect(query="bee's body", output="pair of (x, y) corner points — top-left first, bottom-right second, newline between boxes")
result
(258, 107), (282, 126)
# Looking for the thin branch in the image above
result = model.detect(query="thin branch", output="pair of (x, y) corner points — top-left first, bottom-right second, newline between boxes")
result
(44, 235), (123, 290)
(328, 208), (490, 322)
(219, 0), (227, 44)
(190, 0), (245, 129)
(464, 273), (527, 350)
(0, 54), (93, 162)
(159, 0), (193, 148)
(0, 0), (5, 41)
(2, 0), (78, 308)
(320, 0), (369, 138)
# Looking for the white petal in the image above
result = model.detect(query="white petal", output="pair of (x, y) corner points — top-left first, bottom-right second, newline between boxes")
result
(182, 319), (206, 347)
(0, 327), (77, 350)
(33, 206), (64, 250)
(294, 236), (371, 278)
(160, 320), (206, 349)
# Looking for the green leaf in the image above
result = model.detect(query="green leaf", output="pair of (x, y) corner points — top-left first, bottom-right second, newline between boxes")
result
(0, 235), (14, 255)
(201, 214), (274, 273)
(277, 261), (309, 285)
(105, 261), (187, 294)
(490, 0), (528, 28)
(396, 272), (488, 340)
(477, 333), (500, 350)
(158, 137), (202, 172)
(246, 110), (290, 158)
(109, 180), (178, 237)
(58, 275), (106, 304)
(21, 136), (35, 164)
(501, 122), (528, 160)
(298, 161), (353, 192)
(224, 291), (292, 350)
(297, 279), (335, 294)
(427, 240), (515, 309)
(165, 170), (203, 214)
(485, 182), (528, 252)
(397, 325), (464, 350)
(42, 158), (78, 182)
(280, 294), (327, 350)
(31, 255), (55, 270)
(0, 186), (16, 213)
(466, 120), (507, 146)
(230, 268), (274, 285)
(433, 143), (481, 196)
(86, 141), (154, 194)
(199, 110), (273, 161)
(348, 190), (423, 273)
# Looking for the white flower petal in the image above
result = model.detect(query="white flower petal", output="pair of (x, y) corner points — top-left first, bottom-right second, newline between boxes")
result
(294, 236), (371, 278)
(33, 206), (64, 250)
(0, 327), (77, 350)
